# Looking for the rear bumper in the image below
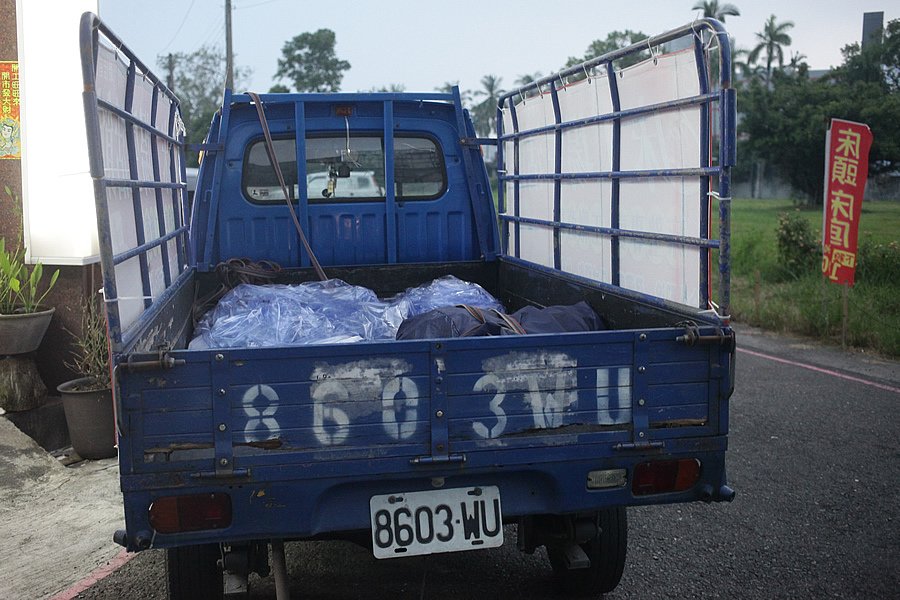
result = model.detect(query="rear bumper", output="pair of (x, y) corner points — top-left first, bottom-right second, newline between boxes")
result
(119, 438), (730, 551)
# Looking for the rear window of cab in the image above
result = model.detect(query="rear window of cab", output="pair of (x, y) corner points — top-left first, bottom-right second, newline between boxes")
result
(242, 135), (446, 203)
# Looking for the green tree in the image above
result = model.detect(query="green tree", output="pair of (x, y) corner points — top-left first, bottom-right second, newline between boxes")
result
(370, 83), (406, 93)
(833, 19), (900, 92)
(268, 83), (290, 93)
(732, 46), (761, 81)
(274, 29), (350, 92)
(828, 19), (900, 177)
(515, 72), (543, 87)
(738, 20), (900, 203)
(472, 75), (504, 137)
(436, 81), (473, 107)
(160, 45), (252, 166)
(738, 72), (832, 202)
(692, 0), (740, 21)
(564, 30), (650, 70)
(748, 15), (794, 86)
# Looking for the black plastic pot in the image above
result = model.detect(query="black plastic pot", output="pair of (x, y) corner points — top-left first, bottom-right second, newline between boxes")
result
(0, 306), (55, 355)
(57, 377), (116, 459)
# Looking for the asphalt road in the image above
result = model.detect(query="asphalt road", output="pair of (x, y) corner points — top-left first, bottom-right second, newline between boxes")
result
(75, 326), (900, 599)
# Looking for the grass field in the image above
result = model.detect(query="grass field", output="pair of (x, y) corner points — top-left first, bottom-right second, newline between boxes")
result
(717, 198), (900, 357)
(491, 191), (898, 356)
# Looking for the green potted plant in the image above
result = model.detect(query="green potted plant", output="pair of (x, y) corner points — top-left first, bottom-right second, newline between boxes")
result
(58, 296), (116, 460)
(0, 238), (59, 354)
(0, 185), (60, 355)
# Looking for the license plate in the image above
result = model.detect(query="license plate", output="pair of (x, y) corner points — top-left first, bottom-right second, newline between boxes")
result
(369, 486), (503, 559)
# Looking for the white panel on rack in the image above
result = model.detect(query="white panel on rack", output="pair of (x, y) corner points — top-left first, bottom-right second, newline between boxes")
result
(558, 74), (615, 282)
(514, 95), (555, 268)
(618, 49), (703, 307)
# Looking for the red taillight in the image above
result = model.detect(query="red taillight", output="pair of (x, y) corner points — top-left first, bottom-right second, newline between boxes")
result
(149, 493), (232, 534)
(632, 459), (701, 496)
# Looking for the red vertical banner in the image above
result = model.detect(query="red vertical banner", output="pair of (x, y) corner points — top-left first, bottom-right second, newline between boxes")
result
(821, 119), (873, 286)
(0, 61), (21, 160)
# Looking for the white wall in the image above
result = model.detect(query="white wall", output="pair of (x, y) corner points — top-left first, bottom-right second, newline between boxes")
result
(16, 0), (99, 265)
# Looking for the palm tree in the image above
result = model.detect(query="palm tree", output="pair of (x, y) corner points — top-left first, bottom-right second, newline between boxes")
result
(515, 72), (543, 87)
(749, 15), (795, 86)
(472, 75), (505, 137)
(786, 51), (807, 75)
(692, 4), (740, 76)
(436, 81), (472, 107)
(732, 47), (750, 80)
(692, 0), (741, 22)
(373, 83), (406, 93)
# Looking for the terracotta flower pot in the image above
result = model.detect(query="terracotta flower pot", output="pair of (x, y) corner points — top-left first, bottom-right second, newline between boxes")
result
(58, 377), (116, 460)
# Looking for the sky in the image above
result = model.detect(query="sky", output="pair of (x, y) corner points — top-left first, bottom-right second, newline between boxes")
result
(96, 0), (899, 95)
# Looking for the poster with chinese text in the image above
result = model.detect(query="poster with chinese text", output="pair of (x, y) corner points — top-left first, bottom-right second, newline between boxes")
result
(0, 61), (20, 160)
(822, 119), (873, 286)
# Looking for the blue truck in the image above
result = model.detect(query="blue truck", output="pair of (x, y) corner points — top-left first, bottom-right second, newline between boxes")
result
(80, 13), (736, 599)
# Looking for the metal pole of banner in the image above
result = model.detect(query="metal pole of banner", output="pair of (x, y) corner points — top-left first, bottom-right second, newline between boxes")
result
(842, 284), (849, 350)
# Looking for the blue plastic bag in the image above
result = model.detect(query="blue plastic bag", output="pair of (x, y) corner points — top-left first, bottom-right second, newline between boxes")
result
(189, 275), (503, 349)
(388, 275), (503, 318)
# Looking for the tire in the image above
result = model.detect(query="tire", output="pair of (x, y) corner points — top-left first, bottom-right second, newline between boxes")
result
(166, 544), (223, 600)
(548, 507), (628, 597)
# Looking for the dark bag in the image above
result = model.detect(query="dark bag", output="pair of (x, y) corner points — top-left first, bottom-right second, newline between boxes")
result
(396, 301), (604, 340)
(396, 305), (525, 340)
(511, 301), (607, 334)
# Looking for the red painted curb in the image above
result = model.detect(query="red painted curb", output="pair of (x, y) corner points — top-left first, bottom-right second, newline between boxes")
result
(738, 347), (900, 394)
(48, 549), (136, 600)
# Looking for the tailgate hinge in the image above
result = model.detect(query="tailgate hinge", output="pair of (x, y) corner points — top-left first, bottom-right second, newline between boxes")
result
(614, 441), (665, 452)
(190, 468), (252, 480)
(410, 453), (466, 466)
(126, 346), (185, 372)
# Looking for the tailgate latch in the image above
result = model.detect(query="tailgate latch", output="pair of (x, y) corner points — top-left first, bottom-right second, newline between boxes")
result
(676, 325), (735, 351)
(126, 346), (185, 372)
(125, 346), (186, 372)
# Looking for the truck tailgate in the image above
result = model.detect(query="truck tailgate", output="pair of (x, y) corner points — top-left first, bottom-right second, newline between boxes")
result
(118, 320), (731, 543)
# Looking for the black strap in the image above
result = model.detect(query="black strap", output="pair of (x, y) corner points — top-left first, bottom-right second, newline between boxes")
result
(192, 258), (283, 326)
(246, 91), (327, 281)
(458, 304), (527, 336)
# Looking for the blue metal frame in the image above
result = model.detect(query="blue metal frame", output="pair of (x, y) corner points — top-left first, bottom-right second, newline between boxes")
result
(383, 101), (398, 264)
(694, 35), (712, 308)
(509, 96), (522, 259)
(200, 90), (233, 270)
(549, 80), (563, 270)
(496, 18), (735, 314)
(80, 12), (191, 351)
(292, 102), (311, 267)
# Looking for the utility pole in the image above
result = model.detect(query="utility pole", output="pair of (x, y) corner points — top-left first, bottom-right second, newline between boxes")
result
(225, 0), (234, 91)
(166, 53), (176, 92)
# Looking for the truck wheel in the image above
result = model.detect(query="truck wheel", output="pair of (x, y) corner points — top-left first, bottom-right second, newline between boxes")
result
(548, 507), (627, 597)
(166, 544), (223, 600)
